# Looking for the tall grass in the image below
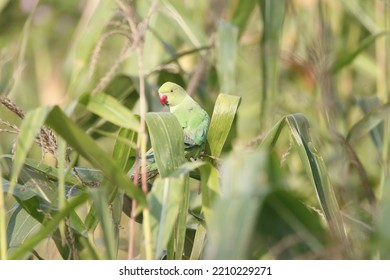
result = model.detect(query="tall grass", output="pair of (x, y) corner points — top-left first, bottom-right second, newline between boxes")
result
(0, 0), (389, 259)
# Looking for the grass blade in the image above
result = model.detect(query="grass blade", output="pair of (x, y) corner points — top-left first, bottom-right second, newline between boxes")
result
(332, 31), (389, 73)
(79, 92), (139, 131)
(347, 102), (390, 143)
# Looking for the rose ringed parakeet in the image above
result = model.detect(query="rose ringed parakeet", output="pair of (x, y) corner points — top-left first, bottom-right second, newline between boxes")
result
(123, 82), (210, 220)
(158, 82), (210, 157)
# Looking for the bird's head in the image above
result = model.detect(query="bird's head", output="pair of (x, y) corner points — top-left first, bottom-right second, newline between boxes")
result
(158, 82), (187, 107)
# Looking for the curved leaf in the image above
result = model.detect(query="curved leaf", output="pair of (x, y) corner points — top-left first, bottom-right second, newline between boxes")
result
(79, 92), (139, 131)
(347, 102), (390, 143)
(207, 94), (241, 157)
(259, 114), (349, 251)
(145, 112), (186, 177)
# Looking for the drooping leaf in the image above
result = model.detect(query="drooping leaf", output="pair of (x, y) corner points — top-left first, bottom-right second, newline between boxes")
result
(259, 114), (350, 251)
(347, 102), (390, 144)
(79, 92), (139, 131)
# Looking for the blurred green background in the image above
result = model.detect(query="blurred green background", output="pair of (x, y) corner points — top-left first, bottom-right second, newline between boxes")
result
(1, 0), (390, 260)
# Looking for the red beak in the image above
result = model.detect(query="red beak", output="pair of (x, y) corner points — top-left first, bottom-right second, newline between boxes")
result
(159, 94), (168, 106)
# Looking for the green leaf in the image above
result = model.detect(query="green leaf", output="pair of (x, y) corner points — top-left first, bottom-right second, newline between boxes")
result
(255, 189), (328, 259)
(9, 193), (89, 259)
(6, 206), (42, 257)
(148, 177), (183, 259)
(332, 31), (389, 73)
(231, 0), (257, 36)
(190, 223), (207, 260)
(347, 102), (390, 143)
(8, 106), (50, 196)
(259, 114), (350, 250)
(207, 94), (241, 157)
(79, 92), (139, 131)
(199, 163), (220, 224)
(0, 0), (10, 13)
(89, 188), (116, 259)
(216, 21), (239, 95)
(145, 112), (186, 177)
(206, 150), (267, 259)
(258, 0), (286, 123)
(45, 106), (145, 207)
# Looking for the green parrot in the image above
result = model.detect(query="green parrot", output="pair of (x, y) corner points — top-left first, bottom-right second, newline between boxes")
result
(123, 82), (210, 220)
(158, 82), (210, 157)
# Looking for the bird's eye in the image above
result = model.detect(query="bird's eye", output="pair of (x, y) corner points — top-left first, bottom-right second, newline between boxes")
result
(170, 89), (173, 93)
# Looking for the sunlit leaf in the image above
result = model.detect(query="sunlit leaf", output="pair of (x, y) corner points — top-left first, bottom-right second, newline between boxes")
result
(79, 92), (139, 131)
(207, 94), (241, 157)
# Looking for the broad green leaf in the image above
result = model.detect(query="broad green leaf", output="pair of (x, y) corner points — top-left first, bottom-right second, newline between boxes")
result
(347, 102), (390, 143)
(332, 31), (388, 73)
(8, 106), (50, 196)
(9, 193), (89, 260)
(144, 112), (189, 259)
(148, 177), (183, 259)
(6, 206), (41, 257)
(216, 21), (239, 95)
(259, 114), (349, 250)
(79, 92), (139, 131)
(45, 106), (145, 207)
(145, 112), (186, 177)
(207, 94), (241, 157)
